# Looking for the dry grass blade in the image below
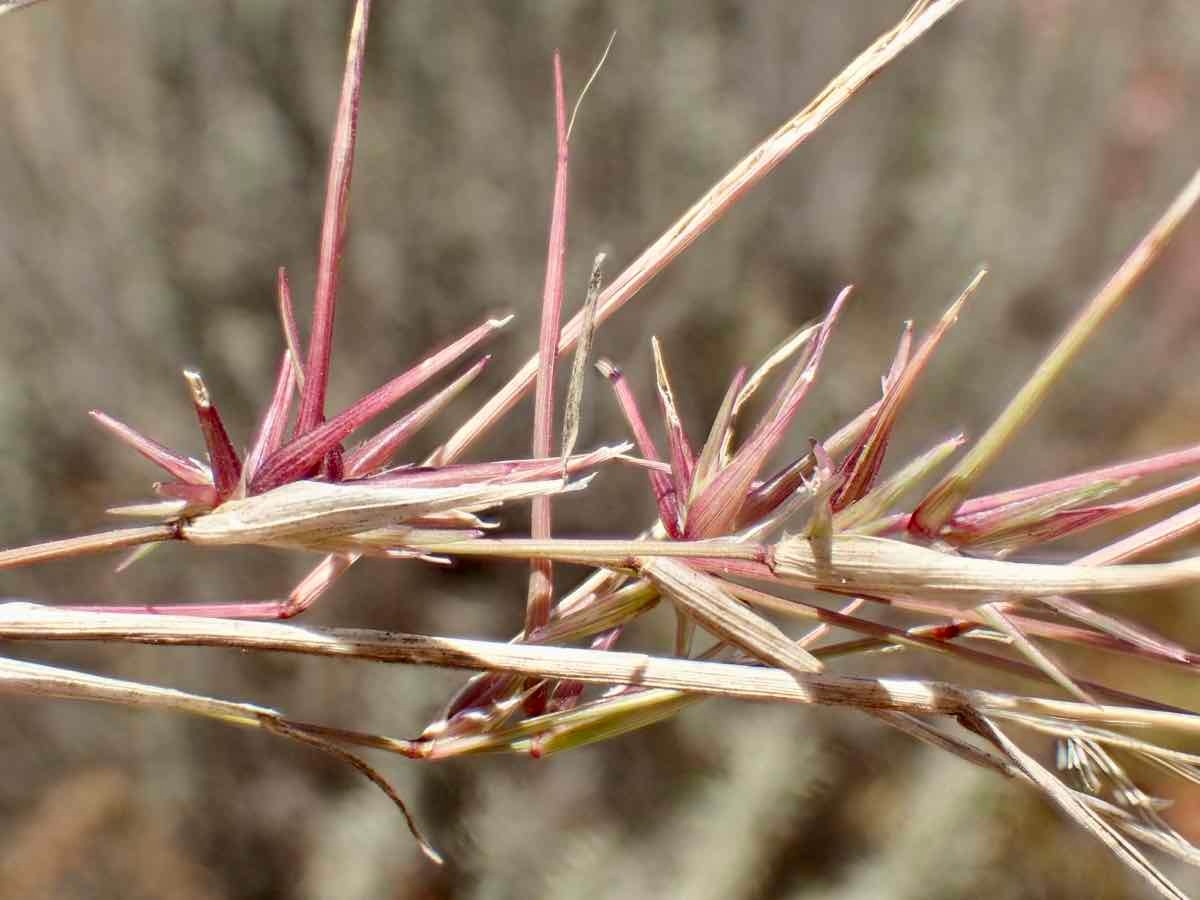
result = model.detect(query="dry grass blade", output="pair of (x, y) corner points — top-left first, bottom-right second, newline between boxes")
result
(418, 536), (759, 566)
(912, 164), (1200, 535)
(7, 0), (1199, 890)
(0, 603), (966, 717)
(14, 591), (1200, 872)
(10, 601), (1196, 730)
(433, 0), (970, 464)
(0, 652), (273, 728)
(0, 653), (440, 861)
(724, 582), (1131, 701)
(263, 719), (442, 864)
(641, 557), (821, 674)
(969, 716), (1189, 900)
(977, 602), (1095, 704)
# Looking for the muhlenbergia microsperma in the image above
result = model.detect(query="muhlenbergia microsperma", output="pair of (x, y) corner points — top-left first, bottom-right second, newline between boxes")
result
(5, 2), (1200, 895)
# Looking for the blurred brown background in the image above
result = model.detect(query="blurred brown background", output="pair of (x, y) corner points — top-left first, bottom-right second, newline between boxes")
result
(2, 1), (1200, 897)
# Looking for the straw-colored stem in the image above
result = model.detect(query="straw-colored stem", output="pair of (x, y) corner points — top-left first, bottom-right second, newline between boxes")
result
(3, 603), (1197, 735)
(0, 525), (177, 570)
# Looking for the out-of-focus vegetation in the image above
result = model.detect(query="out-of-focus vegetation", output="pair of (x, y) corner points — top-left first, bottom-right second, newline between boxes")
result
(2, 2), (1200, 897)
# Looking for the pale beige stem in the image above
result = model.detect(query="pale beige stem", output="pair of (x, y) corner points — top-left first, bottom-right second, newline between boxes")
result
(4, 602), (1197, 736)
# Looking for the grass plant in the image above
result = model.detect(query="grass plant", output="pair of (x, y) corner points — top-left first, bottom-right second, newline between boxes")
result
(4, 1), (1200, 894)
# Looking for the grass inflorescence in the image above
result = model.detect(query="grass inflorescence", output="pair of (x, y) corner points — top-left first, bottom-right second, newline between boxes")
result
(4, 1), (1200, 895)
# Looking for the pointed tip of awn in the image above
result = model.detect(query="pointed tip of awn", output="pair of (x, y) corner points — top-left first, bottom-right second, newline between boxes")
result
(490, 314), (516, 329)
(182, 369), (211, 407)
